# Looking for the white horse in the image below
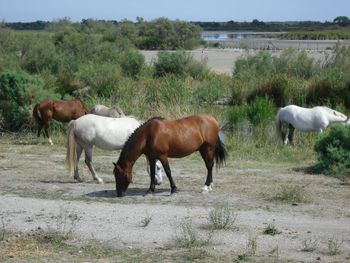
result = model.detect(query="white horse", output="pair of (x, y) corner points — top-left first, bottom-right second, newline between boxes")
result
(90, 105), (125, 118)
(66, 114), (162, 184)
(276, 105), (349, 145)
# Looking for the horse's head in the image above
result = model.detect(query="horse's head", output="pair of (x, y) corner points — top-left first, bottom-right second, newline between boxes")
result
(113, 162), (131, 197)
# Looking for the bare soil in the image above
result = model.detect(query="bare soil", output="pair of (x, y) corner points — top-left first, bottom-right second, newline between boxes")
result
(141, 48), (333, 75)
(0, 135), (350, 262)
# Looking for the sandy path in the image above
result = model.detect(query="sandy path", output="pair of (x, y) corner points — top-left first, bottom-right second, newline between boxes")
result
(140, 49), (332, 75)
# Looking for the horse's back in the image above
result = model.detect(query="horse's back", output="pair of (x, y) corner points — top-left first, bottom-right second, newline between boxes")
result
(145, 114), (220, 157)
(74, 114), (140, 150)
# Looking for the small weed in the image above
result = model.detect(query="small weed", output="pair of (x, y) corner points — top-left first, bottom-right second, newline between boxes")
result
(0, 216), (6, 241)
(301, 238), (318, 252)
(328, 237), (343, 255)
(247, 235), (258, 256)
(274, 184), (307, 203)
(140, 212), (152, 227)
(208, 202), (235, 230)
(175, 217), (212, 248)
(48, 207), (80, 240)
(263, 224), (280, 236)
(237, 253), (248, 261)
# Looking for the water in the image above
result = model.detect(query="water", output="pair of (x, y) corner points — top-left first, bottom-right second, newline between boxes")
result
(202, 31), (281, 41)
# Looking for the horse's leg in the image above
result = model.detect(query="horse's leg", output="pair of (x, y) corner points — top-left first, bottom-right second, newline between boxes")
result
(200, 145), (215, 193)
(146, 158), (162, 185)
(159, 156), (178, 194)
(84, 145), (103, 184)
(288, 124), (295, 146)
(74, 144), (83, 182)
(36, 122), (44, 144)
(43, 121), (53, 145)
(281, 122), (289, 145)
(145, 158), (157, 195)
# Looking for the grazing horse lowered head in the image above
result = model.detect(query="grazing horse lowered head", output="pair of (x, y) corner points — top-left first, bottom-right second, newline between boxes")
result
(66, 114), (162, 184)
(90, 105), (125, 118)
(276, 105), (349, 145)
(33, 98), (90, 145)
(113, 114), (228, 197)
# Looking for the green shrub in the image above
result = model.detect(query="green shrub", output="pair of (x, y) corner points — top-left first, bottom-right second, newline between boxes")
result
(247, 74), (290, 107)
(0, 70), (58, 130)
(274, 48), (316, 79)
(119, 48), (145, 78)
(154, 50), (190, 77)
(76, 62), (121, 97)
(225, 106), (246, 130)
(246, 97), (275, 127)
(194, 76), (225, 104)
(314, 124), (350, 180)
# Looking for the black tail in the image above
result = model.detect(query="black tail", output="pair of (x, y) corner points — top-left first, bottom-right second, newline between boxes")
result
(214, 135), (228, 168)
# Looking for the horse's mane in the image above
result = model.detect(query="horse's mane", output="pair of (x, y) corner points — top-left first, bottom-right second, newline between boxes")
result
(118, 116), (165, 163)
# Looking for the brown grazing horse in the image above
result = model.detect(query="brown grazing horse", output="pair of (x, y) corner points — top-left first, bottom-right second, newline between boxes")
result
(33, 98), (89, 145)
(113, 114), (228, 197)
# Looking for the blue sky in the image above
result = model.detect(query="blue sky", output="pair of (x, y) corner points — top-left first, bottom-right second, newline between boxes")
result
(0, 0), (349, 22)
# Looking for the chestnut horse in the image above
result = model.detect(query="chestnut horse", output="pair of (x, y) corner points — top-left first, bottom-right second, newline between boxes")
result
(33, 98), (89, 145)
(113, 114), (228, 197)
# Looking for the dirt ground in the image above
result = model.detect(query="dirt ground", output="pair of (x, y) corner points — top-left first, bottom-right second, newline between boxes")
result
(140, 48), (333, 75)
(0, 134), (350, 262)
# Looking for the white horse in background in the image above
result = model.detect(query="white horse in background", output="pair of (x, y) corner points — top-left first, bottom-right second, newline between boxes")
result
(66, 114), (162, 184)
(276, 105), (349, 145)
(90, 104), (125, 118)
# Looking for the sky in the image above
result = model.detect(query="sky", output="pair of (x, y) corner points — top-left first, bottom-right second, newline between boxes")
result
(0, 0), (349, 23)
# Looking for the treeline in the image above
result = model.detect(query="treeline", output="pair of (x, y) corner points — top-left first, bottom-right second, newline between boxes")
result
(5, 16), (350, 33)
(2, 18), (203, 50)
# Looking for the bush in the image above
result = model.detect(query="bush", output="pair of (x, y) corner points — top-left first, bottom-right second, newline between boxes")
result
(247, 74), (290, 107)
(0, 71), (58, 130)
(119, 48), (145, 78)
(154, 50), (190, 77)
(76, 62), (121, 97)
(314, 125), (350, 180)
(246, 97), (275, 127)
(225, 106), (246, 130)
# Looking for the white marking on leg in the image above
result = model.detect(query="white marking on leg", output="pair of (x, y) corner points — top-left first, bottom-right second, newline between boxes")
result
(201, 185), (209, 193)
(48, 137), (53, 145)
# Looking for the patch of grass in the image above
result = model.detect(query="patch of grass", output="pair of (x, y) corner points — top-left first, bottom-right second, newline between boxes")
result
(0, 231), (143, 262)
(247, 235), (258, 256)
(0, 216), (6, 241)
(328, 236), (343, 255)
(175, 217), (212, 248)
(263, 223), (280, 236)
(274, 184), (308, 203)
(140, 211), (152, 227)
(48, 206), (81, 240)
(208, 202), (236, 230)
(301, 238), (318, 252)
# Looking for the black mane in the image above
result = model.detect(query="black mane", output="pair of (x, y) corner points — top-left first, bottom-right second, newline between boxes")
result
(118, 116), (165, 163)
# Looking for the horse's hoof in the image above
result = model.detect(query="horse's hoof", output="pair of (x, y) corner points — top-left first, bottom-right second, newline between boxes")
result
(95, 178), (104, 184)
(201, 185), (213, 193)
(144, 189), (154, 196)
(170, 188), (179, 195)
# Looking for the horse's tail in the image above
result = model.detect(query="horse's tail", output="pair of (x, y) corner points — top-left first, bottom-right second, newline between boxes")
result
(214, 135), (228, 168)
(32, 103), (42, 123)
(276, 109), (283, 141)
(66, 120), (77, 177)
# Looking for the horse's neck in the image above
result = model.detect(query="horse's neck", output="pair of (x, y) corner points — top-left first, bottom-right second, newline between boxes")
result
(119, 132), (145, 168)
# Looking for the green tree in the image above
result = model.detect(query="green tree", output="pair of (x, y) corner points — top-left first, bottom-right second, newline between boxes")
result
(333, 16), (350, 26)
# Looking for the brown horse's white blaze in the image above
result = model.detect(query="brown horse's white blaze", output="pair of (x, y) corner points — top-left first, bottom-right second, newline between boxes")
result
(113, 114), (228, 197)
(32, 98), (89, 145)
